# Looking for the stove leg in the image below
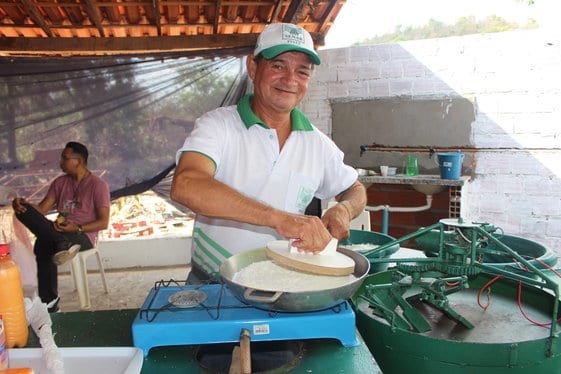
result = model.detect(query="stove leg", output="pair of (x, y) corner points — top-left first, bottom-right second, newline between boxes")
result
(230, 346), (241, 374)
(229, 328), (252, 374)
(240, 328), (251, 373)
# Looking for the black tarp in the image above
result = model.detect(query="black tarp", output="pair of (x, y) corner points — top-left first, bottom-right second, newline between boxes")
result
(0, 51), (249, 208)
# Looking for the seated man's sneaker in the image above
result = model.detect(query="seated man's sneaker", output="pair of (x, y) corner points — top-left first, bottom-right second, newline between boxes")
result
(53, 243), (81, 265)
(46, 297), (60, 313)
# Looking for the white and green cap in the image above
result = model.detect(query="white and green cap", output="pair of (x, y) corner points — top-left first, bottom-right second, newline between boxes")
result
(254, 23), (320, 65)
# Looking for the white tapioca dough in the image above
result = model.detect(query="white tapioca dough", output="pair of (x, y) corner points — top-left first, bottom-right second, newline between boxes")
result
(232, 260), (357, 292)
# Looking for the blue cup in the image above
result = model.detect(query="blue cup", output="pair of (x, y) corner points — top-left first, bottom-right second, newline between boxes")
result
(437, 152), (464, 180)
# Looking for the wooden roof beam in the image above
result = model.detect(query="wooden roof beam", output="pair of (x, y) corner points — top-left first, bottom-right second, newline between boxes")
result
(317, 0), (340, 35)
(18, 0), (53, 37)
(282, 0), (306, 24)
(269, 0), (282, 23)
(81, 0), (105, 37)
(58, 0), (85, 25)
(0, 33), (260, 55)
(153, 0), (162, 36)
(212, 0), (222, 34)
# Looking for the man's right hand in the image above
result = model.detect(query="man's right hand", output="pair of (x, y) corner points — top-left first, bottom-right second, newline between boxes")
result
(275, 213), (332, 254)
(12, 197), (28, 214)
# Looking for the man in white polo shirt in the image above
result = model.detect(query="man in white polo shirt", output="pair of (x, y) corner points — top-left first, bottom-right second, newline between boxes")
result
(171, 23), (367, 281)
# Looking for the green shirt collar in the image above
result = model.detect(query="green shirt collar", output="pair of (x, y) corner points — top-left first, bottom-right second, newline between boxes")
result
(236, 94), (313, 131)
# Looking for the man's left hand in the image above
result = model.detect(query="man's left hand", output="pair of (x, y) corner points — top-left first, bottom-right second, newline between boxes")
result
(321, 203), (352, 240)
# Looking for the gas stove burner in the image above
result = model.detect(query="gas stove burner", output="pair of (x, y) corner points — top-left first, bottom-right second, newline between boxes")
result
(168, 290), (208, 308)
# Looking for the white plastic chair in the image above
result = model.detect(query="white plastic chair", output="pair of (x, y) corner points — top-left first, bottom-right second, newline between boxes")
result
(70, 247), (109, 309)
(349, 210), (371, 231)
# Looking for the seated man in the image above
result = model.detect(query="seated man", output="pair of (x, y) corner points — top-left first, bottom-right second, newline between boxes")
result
(12, 142), (110, 312)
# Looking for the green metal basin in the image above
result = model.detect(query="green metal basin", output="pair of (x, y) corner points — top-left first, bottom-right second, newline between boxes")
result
(352, 271), (561, 374)
(482, 234), (558, 270)
(339, 230), (399, 273)
(416, 231), (557, 274)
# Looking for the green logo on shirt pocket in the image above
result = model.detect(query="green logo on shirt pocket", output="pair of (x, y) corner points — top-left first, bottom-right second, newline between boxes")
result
(296, 186), (313, 212)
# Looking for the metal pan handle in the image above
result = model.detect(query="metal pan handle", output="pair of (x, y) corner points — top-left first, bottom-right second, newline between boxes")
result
(243, 288), (283, 303)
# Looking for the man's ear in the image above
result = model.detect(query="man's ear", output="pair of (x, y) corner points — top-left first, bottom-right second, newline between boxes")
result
(246, 54), (257, 80)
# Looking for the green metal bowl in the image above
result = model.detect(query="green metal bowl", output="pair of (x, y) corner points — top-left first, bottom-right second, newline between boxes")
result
(416, 230), (558, 275)
(339, 230), (399, 273)
(352, 270), (561, 374)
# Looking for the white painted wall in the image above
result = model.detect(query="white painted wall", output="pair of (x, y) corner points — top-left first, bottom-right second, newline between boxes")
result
(57, 236), (191, 272)
(302, 29), (561, 256)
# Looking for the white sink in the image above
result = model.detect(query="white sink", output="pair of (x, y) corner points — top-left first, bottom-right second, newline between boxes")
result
(411, 184), (446, 195)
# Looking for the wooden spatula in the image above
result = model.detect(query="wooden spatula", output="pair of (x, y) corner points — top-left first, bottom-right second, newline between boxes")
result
(266, 239), (355, 276)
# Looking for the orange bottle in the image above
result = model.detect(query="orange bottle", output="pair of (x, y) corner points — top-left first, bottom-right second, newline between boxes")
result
(0, 244), (28, 348)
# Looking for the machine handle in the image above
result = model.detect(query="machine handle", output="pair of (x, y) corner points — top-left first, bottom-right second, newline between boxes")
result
(243, 288), (283, 303)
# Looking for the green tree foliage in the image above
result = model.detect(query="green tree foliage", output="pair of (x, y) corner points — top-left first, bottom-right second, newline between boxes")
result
(357, 15), (538, 45)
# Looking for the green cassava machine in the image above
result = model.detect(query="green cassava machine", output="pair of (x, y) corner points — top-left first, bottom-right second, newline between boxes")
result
(352, 218), (561, 373)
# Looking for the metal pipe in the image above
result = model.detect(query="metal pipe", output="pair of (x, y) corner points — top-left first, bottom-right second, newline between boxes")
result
(359, 144), (554, 155)
(365, 195), (434, 234)
(362, 222), (441, 257)
(382, 209), (388, 234)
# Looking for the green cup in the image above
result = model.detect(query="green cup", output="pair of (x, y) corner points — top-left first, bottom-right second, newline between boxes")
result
(405, 155), (419, 176)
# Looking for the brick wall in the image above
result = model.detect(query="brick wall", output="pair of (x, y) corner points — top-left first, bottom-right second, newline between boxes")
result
(302, 29), (561, 256)
(366, 184), (449, 242)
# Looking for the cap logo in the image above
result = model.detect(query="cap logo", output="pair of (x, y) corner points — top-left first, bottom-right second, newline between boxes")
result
(281, 24), (305, 46)
(254, 22), (320, 65)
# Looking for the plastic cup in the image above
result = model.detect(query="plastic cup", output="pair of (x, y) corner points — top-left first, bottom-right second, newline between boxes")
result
(405, 155), (419, 176)
(380, 166), (389, 177)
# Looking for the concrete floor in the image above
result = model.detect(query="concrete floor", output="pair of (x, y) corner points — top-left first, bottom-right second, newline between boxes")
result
(57, 265), (190, 312)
